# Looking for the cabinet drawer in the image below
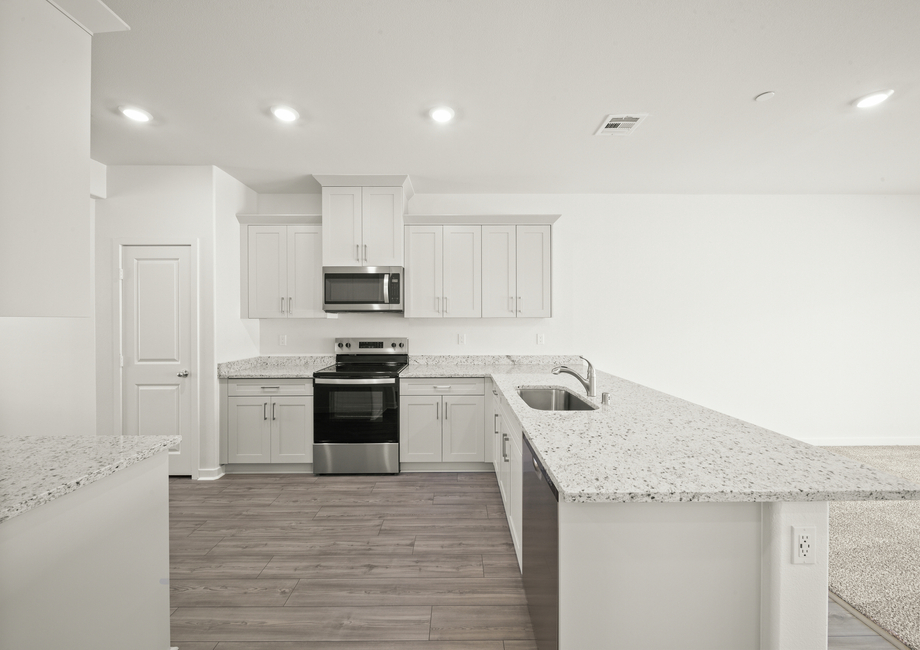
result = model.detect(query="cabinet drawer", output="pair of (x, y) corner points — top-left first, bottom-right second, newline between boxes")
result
(228, 378), (313, 397)
(400, 377), (484, 396)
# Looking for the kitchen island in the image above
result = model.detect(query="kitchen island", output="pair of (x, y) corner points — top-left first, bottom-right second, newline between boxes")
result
(221, 354), (920, 649)
(0, 435), (178, 650)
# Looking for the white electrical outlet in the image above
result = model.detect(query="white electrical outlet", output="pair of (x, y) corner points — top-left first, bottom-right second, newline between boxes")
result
(537, 333), (546, 345)
(458, 333), (466, 345)
(793, 526), (816, 564)
(278, 335), (287, 346)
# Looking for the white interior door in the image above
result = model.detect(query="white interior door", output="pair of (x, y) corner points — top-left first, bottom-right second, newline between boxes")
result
(122, 245), (194, 475)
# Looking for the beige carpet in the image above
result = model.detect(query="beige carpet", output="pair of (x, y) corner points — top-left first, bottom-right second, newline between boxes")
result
(824, 446), (920, 650)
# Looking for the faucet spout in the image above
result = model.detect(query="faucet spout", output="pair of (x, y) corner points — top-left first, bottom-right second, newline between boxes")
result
(551, 356), (597, 397)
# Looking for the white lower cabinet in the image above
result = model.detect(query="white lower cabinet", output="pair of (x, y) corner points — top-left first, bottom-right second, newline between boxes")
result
(226, 380), (313, 464)
(400, 378), (485, 463)
(495, 391), (523, 569)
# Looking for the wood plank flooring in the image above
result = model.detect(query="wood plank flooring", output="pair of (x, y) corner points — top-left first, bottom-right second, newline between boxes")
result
(170, 472), (898, 649)
(169, 472), (533, 648)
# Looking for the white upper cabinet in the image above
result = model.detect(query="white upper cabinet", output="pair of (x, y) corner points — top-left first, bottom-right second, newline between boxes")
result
(405, 226), (443, 318)
(482, 224), (551, 318)
(443, 226), (482, 318)
(482, 225), (517, 318)
(248, 224), (322, 318)
(405, 225), (481, 318)
(516, 225), (552, 318)
(322, 186), (404, 266)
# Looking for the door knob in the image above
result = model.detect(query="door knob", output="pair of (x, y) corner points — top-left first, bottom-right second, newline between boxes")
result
(177, 370), (189, 377)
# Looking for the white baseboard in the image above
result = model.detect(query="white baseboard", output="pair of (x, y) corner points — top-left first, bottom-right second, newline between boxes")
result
(798, 437), (920, 447)
(196, 466), (226, 480)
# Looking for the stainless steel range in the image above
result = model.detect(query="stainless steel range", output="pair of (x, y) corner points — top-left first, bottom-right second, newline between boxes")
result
(312, 337), (408, 474)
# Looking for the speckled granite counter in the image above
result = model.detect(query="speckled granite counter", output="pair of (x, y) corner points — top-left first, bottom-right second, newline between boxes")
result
(217, 354), (920, 505)
(0, 435), (180, 523)
(218, 355), (334, 378)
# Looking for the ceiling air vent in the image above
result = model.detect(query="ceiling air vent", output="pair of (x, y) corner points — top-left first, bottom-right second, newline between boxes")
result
(594, 114), (648, 136)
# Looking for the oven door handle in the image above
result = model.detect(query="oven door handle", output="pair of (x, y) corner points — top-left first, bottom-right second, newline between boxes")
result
(314, 377), (396, 385)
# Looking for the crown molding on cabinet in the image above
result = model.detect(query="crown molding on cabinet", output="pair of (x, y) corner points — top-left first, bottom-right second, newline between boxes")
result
(236, 213), (321, 225)
(47, 0), (129, 35)
(404, 214), (561, 225)
(312, 175), (415, 201)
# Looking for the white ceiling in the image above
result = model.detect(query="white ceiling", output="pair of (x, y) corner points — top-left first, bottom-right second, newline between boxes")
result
(90, 0), (920, 195)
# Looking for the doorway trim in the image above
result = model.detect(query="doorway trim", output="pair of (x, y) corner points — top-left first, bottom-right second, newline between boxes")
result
(112, 238), (200, 479)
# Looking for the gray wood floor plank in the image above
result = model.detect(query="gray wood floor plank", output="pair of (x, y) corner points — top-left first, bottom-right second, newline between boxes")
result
(503, 642), (538, 650)
(211, 641), (503, 650)
(314, 505), (489, 519)
(169, 579), (297, 607)
(433, 494), (506, 505)
(827, 638), (901, 649)
(170, 557), (272, 578)
(170, 536), (226, 556)
(414, 536), (515, 555)
(284, 577), (527, 607)
(379, 519), (511, 536)
(170, 606), (432, 642)
(207, 536), (415, 555)
(259, 554), (485, 578)
(430, 605), (534, 641)
(829, 601), (893, 637)
(482, 554), (522, 578)
(273, 492), (436, 506)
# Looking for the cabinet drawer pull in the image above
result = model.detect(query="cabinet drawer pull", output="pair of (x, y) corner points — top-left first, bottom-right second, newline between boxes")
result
(509, 296), (514, 312)
(445, 404), (449, 420)
(280, 297), (285, 313)
(364, 244), (368, 262)
(263, 402), (267, 420)
(502, 433), (509, 462)
(494, 413), (500, 434)
(261, 386), (280, 390)
(444, 296), (449, 313)
(517, 296), (523, 313)
(435, 296), (440, 313)
(433, 385), (451, 390)
(272, 402), (276, 420)
(436, 402), (439, 420)
(356, 244), (360, 261)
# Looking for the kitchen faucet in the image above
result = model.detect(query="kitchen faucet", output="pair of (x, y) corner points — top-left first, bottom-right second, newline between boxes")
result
(552, 356), (597, 397)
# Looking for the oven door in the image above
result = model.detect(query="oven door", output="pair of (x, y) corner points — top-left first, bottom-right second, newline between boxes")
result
(313, 378), (399, 444)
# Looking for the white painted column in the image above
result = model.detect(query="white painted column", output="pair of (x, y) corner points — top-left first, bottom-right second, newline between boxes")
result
(761, 501), (829, 650)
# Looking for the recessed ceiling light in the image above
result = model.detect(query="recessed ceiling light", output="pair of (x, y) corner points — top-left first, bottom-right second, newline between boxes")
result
(754, 91), (775, 102)
(119, 105), (152, 122)
(271, 105), (299, 122)
(429, 106), (455, 123)
(855, 90), (894, 108)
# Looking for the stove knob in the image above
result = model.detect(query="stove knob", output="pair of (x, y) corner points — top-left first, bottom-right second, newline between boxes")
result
(399, 342), (405, 348)
(391, 342), (397, 348)
(337, 342), (344, 348)
(345, 342), (351, 348)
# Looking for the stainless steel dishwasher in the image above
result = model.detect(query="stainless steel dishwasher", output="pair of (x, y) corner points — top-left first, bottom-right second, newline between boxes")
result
(522, 436), (559, 650)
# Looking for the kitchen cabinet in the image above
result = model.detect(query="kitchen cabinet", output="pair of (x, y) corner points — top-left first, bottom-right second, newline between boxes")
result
(400, 378), (485, 463)
(495, 389), (523, 568)
(482, 224), (552, 318)
(322, 186), (404, 266)
(247, 225), (322, 318)
(404, 225), (481, 318)
(226, 380), (313, 464)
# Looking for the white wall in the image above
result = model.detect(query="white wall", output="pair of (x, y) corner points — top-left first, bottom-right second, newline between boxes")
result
(258, 193), (920, 445)
(0, 0), (96, 436)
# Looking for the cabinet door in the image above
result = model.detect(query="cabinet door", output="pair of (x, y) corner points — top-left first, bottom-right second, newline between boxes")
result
(482, 225), (517, 318)
(404, 226), (443, 318)
(399, 395), (442, 462)
(442, 395), (485, 462)
(287, 225), (323, 318)
(248, 226), (287, 318)
(516, 225), (551, 318)
(508, 430), (523, 569)
(271, 396), (313, 463)
(443, 225), (482, 318)
(322, 187), (363, 266)
(496, 412), (510, 505)
(362, 187), (404, 266)
(228, 397), (271, 463)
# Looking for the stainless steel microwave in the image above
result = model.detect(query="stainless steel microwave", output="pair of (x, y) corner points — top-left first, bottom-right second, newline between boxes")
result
(322, 266), (403, 312)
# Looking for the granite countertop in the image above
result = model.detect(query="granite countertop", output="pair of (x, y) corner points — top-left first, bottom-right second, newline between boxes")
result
(0, 435), (180, 524)
(218, 355), (334, 378)
(217, 354), (920, 504)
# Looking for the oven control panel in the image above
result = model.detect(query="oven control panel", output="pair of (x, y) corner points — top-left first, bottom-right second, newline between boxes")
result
(334, 338), (408, 353)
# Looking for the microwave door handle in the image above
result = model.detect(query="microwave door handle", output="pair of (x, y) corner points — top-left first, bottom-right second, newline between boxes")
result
(383, 273), (389, 304)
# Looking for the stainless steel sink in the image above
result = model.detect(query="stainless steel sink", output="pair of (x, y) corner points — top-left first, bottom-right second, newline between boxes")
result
(516, 387), (598, 411)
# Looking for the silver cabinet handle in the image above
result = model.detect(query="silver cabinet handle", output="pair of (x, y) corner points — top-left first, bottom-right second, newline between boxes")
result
(356, 244), (360, 261)
(444, 296), (449, 313)
(494, 413), (500, 434)
(263, 402), (267, 420)
(435, 296), (440, 313)
(260, 386), (280, 390)
(433, 385), (451, 390)
(502, 433), (509, 462)
(445, 403), (449, 420)
(364, 244), (368, 262)
(509, 296), (514, 312)
(177, 370), (189, 377)
(272, 402), (276, 420)
(289, 296), (293, 312)
(436, 402), (439, 420)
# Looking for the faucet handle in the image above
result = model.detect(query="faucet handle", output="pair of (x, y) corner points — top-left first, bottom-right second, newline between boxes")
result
(579, 355), (594, 372)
